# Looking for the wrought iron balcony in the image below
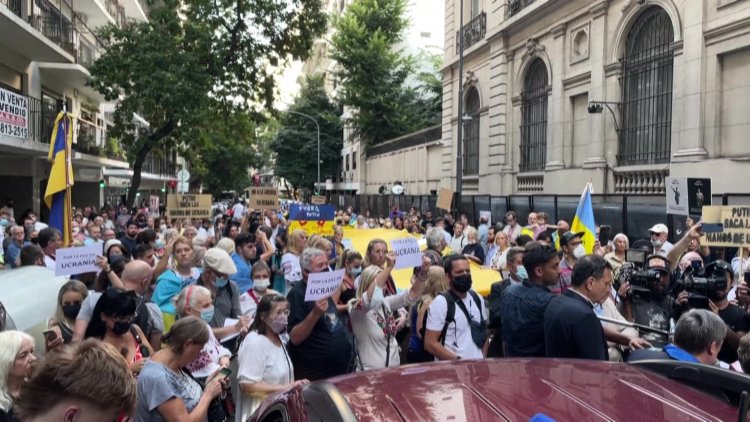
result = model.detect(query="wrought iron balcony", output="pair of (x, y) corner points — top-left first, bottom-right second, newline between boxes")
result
(74, 119), (102, 156)
(455, 11), (486, 54)
(506, 0), (534, 18)
(29, 0), (75, 55)
(1, 0), (23, 19)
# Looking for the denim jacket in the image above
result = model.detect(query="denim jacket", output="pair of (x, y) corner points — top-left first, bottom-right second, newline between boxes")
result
(500, 280), (555, 357)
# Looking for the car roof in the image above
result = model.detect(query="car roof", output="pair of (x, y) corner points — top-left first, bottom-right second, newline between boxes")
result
(325, 358), (739, 421)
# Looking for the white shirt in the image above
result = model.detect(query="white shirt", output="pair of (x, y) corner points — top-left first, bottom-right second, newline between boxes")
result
(425, 291), (487, 360)
(232, 203), (246, 220)
(236, 332), (293, 421)
(44, 254), (55, 271)
(450, 234), (466, 253)
(280, 253), (302, 295)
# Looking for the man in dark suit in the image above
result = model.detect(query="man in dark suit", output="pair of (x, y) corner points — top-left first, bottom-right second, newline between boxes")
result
(544, 255), (611, 360)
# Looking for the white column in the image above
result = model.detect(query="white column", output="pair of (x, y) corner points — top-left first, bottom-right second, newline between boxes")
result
(583, 2), (608, 168)
(545, 23), (566, 171)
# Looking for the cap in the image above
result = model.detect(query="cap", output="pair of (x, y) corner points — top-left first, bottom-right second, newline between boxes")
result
(648, 223), (668, 234)
(216, 237), (235, 256)
(647, 257), (670, 274)
(202, 248), (237, 275)
(105, 239), (124, 256)
(560, 231), (585, 246)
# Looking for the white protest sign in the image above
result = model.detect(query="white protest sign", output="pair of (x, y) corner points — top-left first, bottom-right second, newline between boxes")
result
(305, 269), (345, 302)
(341, 238), (353, 251)
(55, 243), (103, 276)
(391, 237), (422, 269)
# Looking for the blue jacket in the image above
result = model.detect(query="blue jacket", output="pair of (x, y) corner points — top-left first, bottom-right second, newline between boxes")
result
(500, 280), (555, 357)
(153, 268), (199, 315)
(230, 253), (253, 293)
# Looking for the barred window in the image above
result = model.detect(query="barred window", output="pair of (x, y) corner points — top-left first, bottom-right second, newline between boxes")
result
(619, 7), (674, 166)
(463, 87), (480, 176)
(520, 59), (548, 172)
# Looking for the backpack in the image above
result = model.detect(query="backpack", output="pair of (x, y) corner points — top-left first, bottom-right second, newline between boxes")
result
(436, 290), (486, 349)
(133, 296), (154, 340)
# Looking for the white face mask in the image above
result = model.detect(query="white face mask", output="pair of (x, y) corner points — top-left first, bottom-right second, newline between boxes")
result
(651, 238), (664, 248)
(253, 278), (270, 291)
(160, 224), (167, 232)
(573, 244), (587, 259)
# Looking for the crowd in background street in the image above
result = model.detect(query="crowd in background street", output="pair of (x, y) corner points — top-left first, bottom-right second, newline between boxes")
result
(0, 196), (748, 421)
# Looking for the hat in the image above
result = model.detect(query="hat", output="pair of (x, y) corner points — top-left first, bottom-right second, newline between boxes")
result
(216, 238), (235, 256)
(202, 248), (237, 275)
(560, 231), (585, 246)
(105, 239), (124, 256)
(648, 223), (668, 234)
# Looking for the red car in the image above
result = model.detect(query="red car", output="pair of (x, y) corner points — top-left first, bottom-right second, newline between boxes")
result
(248, 358), (748, 422)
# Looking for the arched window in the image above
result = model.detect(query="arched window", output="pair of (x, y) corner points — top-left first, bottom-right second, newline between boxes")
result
(520, 59), (548, 172)
(463, 87), (480, 176)
(619, 7), (674, 166)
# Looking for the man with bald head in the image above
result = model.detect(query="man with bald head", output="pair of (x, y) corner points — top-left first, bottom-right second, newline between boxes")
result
(72, 260), (163, 350)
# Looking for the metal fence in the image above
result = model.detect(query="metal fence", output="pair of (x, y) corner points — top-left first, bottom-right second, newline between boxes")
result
(330, 193), (750, 246)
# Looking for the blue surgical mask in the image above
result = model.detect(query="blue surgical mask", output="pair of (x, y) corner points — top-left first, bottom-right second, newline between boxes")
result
(0, 219), (7, 227)
(214, 277), (228, 288)
(200, 307), (215, 322)
(348, 266), (362, 277)
(155, 239), (165, 249)
(515, 265), (528, 280)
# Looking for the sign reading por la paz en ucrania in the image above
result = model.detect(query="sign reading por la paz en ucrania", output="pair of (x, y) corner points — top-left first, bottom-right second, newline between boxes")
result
(55, 243), (103, 276)
(304, 269), (345, 302)
(702, 206), (750, 247)
(390, 237), (422, 269)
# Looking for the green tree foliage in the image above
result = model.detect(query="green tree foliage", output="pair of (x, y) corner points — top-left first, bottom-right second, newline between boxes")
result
(88, 0), (326, 208)
(271, 75), (343, 194)
(330, 0), (440, 147)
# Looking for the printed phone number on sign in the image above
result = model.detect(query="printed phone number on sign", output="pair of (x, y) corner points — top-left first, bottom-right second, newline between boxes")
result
(0, 122), (28, 138)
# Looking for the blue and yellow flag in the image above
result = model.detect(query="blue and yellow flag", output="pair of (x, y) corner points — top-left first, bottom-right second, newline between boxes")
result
(44, 112), (74, 246)
(571, 182), (597, 254)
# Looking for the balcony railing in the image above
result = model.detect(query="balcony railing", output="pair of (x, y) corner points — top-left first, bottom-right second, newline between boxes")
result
(455, 11), (486, 54)
(74, 119), (103, 155)
(29, 0), (75, 54)
(143, 152), (175, 177)
(506, 0), (534, 18)
(1, 0), (23, 18)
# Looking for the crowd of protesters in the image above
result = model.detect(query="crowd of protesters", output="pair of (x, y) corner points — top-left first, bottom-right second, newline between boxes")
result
(0, 196), (749, 421)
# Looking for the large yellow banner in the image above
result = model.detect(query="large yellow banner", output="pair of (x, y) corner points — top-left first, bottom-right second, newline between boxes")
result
(341, 227), (502, 296)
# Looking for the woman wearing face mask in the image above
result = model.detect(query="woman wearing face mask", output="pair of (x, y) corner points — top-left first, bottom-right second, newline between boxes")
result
(153, 237), (201, 331)
(175, 286), (231, 380)
(45, 281), (88, 351)
(236, 294), (307, 420)
(239, 261), (280, 319)
(407, 266), (447, 363)
(0, 331), (37, 422)
(84, 288), (153, 376)
(335, 250), (362, 314)
(347, 256), (429, 370)
(196, 248), (248, 343)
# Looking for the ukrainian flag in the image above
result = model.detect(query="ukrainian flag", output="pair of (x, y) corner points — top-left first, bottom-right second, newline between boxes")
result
(571, 182), (597, 254)
(44, 112), (74, 247)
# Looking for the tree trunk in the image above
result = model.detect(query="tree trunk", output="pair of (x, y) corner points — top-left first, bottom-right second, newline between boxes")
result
(125, 145), (152, 209)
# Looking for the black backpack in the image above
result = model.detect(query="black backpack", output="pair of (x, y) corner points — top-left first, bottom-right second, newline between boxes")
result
(436, 290), (486, 349)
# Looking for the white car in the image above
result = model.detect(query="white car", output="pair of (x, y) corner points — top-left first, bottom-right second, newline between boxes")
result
(0, 266), (67, 352)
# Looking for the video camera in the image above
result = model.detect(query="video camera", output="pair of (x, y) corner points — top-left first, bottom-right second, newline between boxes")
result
(248, 210), (262, 235)
(678, 260), (728, 309)
(614, 249), (663, 303)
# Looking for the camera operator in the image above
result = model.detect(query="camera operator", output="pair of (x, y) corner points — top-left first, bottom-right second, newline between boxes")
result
(674, 259), (747, 363)
(617, 255), (677, 349)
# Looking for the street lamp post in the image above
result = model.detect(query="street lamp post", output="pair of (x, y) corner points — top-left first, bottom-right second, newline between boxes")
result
(456, 0), (465, 196)
(287, 110), (321, 193)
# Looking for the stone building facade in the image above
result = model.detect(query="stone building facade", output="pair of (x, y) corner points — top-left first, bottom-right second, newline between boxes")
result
(427, 0), (750, 196)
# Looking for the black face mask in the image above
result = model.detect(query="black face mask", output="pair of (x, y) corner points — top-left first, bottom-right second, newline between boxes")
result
(62, 303), (81, 320)
(112, 321), (131, 336)
(453, 274), (472, 293)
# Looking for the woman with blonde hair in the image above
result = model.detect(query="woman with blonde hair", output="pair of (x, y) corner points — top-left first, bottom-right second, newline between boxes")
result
(308, 236), (334, 271)
(489, 231), (511, 271)
(461, 226), (486, 265)
(0, 331), (36, 421)
(280, 229), (307, 294)
(45, 280), (88, 350)
(407, 266), (448, 362)
(347, 255), (429, 370)
(152, 236), (200, 330)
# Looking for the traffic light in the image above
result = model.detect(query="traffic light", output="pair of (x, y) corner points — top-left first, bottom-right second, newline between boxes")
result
(99, 179), (106, 189)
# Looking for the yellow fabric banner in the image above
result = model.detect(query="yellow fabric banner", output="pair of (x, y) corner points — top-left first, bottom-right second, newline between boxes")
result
(341, 227), (502, 296)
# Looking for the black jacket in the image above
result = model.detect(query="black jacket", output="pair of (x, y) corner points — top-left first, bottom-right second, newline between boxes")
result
(544, 289), (608, 360)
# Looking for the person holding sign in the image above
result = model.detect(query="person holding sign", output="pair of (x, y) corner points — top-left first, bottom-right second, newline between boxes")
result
(348, 255), (430, 370)
(287, 248), (353, 381)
